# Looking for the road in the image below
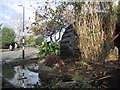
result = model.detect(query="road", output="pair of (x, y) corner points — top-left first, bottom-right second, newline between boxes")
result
(0, 47), (39, 63)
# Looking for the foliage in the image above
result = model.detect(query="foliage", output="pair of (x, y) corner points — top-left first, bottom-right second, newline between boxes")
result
(116, 1), (120, 22)
(0, 23), (3, 29)
(49, 79), (61, 88)
(44, 55), (64, 68)
(31, 1), (67, 42)
(65, 2), (116, 62)
(35, 1), (117, 62)
(32, 1), (117, 62)
(35, 35), (44, 46)
(72, 75), (93, 88)
(31, 23), (42, 36)
(106, 47), (118, 61)
(3, 67), (15, 80)
(75, 61), (92, 70)
(26, 35), (36, 47)
(39, 41), (60, 57)
(0, 27), (16, 49)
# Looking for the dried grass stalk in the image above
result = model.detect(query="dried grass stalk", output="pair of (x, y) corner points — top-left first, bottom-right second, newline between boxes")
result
(75, 2), (116, 62)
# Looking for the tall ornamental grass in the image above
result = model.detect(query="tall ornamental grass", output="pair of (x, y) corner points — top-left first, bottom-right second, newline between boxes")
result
(74, 2), (116, 62)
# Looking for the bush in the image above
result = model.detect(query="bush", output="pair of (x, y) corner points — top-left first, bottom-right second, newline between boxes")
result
(0, 27), (16, 49)
(39, 41), (60, 57)
(25, 35), (36, 47)
(35, 35), (44, 46)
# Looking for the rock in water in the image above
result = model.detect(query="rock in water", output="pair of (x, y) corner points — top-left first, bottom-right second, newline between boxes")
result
(38, 64), (61, 83)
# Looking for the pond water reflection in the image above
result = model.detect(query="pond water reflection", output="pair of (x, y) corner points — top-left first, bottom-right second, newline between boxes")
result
(3, 63), (41, 88)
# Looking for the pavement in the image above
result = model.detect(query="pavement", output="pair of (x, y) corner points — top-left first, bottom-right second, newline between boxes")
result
(0, 49), (9, 52)
(0, 47), (39, 63)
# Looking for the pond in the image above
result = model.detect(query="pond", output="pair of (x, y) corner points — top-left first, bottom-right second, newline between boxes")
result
(3, 63), (41, 88)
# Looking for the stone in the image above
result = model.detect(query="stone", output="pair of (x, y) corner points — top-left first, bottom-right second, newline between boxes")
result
(56, 80), (78, 88)
(38, 64), (61, 83)
(27, 67), (38, 73)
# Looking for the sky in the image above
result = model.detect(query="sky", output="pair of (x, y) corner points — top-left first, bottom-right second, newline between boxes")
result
(0, 0), (46, 35)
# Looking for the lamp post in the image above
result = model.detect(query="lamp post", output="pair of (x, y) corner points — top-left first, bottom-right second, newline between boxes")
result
(18, 5), (25, 59)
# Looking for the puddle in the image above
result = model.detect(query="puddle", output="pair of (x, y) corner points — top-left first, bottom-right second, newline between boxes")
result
(3, 63), (41, 88)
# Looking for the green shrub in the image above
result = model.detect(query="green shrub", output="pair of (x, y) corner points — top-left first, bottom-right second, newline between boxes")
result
(35, 35), (44, 46)
(0, 27), (16, 49)
(39, 41), (60, 57)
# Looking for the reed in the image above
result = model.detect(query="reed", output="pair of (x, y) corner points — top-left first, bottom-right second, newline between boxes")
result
(74, 2), (116, 62)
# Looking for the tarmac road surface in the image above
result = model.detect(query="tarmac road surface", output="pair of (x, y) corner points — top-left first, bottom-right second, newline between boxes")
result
(0, 47), (39, 63)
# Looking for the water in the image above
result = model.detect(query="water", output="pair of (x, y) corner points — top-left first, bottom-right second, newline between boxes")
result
(3, 63), (41, 88)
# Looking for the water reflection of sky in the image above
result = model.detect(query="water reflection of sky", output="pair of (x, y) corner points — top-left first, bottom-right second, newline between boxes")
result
(8, 64), (41, 88)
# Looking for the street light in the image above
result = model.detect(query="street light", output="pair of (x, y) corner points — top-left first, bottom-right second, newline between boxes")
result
(18, 5), (25, 59)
